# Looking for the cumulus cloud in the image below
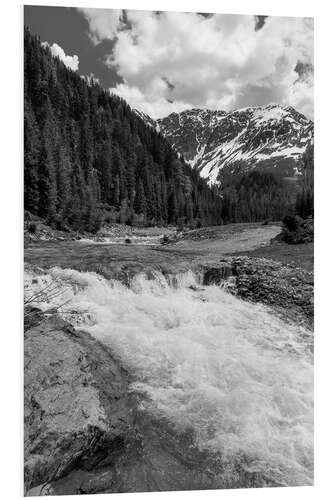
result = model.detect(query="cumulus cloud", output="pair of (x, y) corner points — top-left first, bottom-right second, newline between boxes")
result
(81, 9), (314, 119)
(110, 83), (191, 118)
(42, 42), (79, 71)
(79, 8), (124, 45)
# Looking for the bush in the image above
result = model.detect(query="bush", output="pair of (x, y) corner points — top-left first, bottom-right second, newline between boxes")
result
(24, 210), (32, 222)
(280, 214), (313, 244)
(282, 214), (300, 233)
(27, 221), (38, 234)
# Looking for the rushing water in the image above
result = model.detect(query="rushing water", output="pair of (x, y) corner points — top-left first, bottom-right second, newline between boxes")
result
(77, 234), (163, 245)
(24, 267), (313, 487)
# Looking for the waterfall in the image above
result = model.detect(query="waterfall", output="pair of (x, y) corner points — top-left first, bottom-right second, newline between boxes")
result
(24, 267), (313, 487)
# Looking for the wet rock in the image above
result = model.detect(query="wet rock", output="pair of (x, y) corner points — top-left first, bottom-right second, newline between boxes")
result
(24, 314), (132, 494)
(202, 262), (233, 284)
(202, 256), (313, 328)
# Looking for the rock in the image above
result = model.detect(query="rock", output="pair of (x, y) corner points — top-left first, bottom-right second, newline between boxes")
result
(161, 234), (170, 245)
(24, 314), (132, 494)
(202, 256), (313, 328)
(26, 483), (54, 496)
(202, 262), (233, 284)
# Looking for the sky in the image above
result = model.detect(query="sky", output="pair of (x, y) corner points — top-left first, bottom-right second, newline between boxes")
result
(24, 6), (314, 120)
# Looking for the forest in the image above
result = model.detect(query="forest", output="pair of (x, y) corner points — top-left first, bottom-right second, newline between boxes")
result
(24, 27), (223, 232)
(217, 144), (314, 224)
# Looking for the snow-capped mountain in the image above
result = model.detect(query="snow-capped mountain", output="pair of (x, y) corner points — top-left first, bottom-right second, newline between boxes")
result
(135, 105), (313, 185)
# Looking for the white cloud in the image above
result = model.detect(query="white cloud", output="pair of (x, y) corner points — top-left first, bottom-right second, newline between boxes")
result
(81, 9), (314, 119)
(42, 42), (79, 71)
(110, 83), (191, 119)
(285, 68), (314, 119)
(79, 8), (123, 45)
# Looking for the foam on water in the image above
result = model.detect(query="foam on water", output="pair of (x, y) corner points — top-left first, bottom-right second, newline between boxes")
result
(24, 267), (313, 486)
(78, 234), (162, 245)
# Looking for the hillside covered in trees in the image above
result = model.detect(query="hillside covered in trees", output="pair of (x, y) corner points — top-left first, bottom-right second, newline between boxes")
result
(219, 169), (295, 223)
(217, 143), (314, 224)
(24, 27), (223, 232)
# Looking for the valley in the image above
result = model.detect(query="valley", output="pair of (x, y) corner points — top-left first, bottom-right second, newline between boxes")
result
(23, 20), (314, 496)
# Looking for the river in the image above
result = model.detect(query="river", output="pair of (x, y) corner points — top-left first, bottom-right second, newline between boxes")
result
(24, 265), (313, 488)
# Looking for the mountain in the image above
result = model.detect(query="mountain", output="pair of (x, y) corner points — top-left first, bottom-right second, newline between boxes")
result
(133, 109), (159, 131)
(136, 105), (313, 186)
(24, 27), (223, 231)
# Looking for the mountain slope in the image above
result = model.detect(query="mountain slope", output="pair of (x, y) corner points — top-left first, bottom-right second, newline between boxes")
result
(153, 105), (313, 185)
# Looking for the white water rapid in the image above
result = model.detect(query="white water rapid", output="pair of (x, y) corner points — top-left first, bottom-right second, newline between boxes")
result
(24, 267), (313, 487)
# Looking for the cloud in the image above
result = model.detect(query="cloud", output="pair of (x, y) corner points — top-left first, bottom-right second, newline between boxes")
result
(42, 42), (79, 71)
(110, 83), (191, 119)
(81, 9), (314, 119)
(79, 8), (123, 45)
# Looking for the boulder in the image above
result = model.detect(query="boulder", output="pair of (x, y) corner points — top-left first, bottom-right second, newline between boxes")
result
(24, 314), (133, 494)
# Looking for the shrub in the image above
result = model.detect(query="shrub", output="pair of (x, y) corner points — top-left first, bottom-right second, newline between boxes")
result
(27, 221), (38, 234)
(282, 214), (300, 233)
(24, 210), (32, 222)
(280, 214), (313, 244)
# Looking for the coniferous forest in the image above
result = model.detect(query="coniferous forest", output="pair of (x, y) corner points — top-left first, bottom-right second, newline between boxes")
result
(217, 144), (314, 224)
(24, 27), (223, 232)
(219, 169), (295, 223)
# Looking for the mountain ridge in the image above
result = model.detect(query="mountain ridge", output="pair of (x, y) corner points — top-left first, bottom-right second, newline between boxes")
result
(135, 104), (313, 185)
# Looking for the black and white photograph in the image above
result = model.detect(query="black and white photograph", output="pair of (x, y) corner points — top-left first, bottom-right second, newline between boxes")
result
(22, 3), (314, 496)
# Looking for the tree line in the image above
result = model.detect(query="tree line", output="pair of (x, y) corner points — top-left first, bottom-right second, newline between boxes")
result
(24, 27), (223, 232)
